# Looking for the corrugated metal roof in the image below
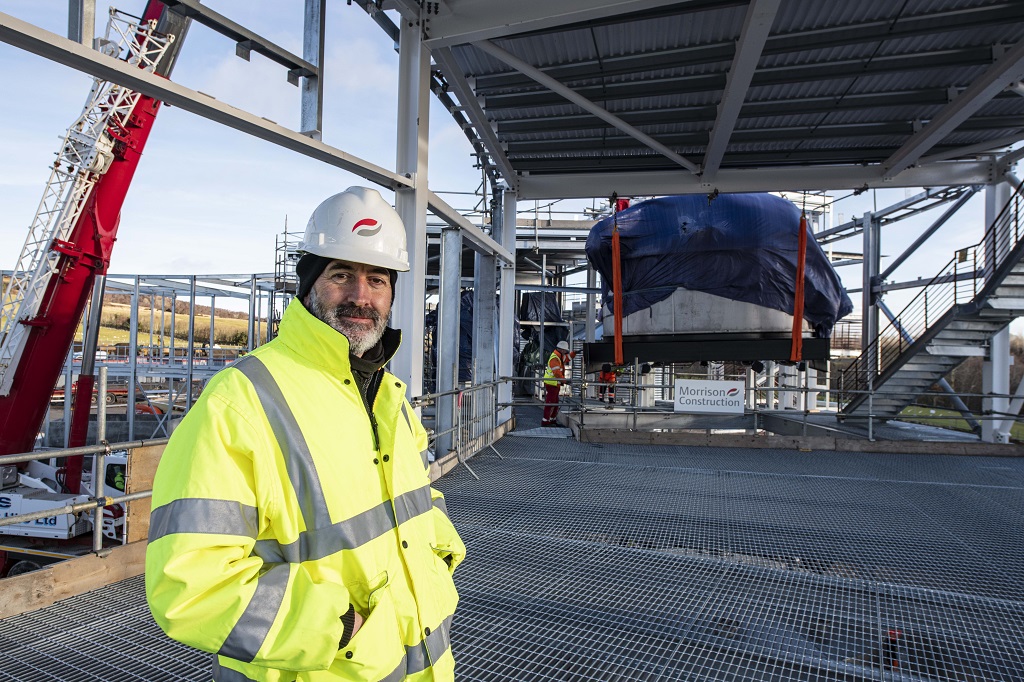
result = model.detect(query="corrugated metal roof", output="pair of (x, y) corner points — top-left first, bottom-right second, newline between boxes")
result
(429, 0), (1024, 193)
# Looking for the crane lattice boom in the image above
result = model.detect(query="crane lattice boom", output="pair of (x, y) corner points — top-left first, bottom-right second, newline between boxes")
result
(0, 9), (173, 396)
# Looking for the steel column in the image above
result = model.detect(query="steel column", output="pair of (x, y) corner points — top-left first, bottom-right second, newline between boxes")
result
(983, 181), (1012, 443)
(128, 276), (139, 441)
(436, 227), (461, 456)
(497, 189), (517, 424)
(860, 212), (879, 370)
(586, 267), (597, 343)
(392, 16), (430, 399)
(186, 276), (196, 411)
(67, 0), (95, 46)
(300, 0), (325, 139)
(473, 252), (497, 384)
(247, 276), (256, 352)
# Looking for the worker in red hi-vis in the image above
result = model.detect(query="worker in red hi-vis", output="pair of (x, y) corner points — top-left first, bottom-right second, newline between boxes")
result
(598, 363), (618, 406)
(542, 340), (576, 426)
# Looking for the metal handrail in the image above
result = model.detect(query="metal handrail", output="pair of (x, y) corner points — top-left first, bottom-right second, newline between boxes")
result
(412, 380), (510, 478)
(0, 438), (168, 556)
(838, 184), (1024, 408)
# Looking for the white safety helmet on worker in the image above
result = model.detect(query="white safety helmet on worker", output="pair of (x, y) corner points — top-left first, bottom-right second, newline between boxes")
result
(300, 187), (410, 272)
(556, 341), (570, 352)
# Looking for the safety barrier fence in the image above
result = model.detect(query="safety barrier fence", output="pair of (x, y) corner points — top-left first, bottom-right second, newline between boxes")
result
(838, 182), (1024, 406)
(4, 382), (515, 566)
(0, 438), (168, 561)
(411, 379), (508, 479)
(3, 373), (1011, 572)
(513, 373), (1020, 443)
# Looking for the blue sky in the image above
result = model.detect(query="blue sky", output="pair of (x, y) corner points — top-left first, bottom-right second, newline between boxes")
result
(0, 1), (1015, 332)
(0, 0), (481, 275)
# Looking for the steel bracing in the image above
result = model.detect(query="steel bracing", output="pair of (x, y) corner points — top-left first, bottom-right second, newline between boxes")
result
(840, 182), (1024, 421)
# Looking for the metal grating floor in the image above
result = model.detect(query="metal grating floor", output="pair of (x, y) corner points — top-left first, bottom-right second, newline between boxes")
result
(1, 435), (1022, 681)
(0, 573), (210, 681)
(441, 438), (1024, 681)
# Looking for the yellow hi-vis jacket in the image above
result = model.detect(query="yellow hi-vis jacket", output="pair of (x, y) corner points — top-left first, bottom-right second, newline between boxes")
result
(146, 299), (466, 682)
(543, 348), (571, 386)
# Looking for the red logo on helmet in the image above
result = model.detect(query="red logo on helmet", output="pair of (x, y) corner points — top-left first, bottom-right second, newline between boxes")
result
(352, 218), (382, 237)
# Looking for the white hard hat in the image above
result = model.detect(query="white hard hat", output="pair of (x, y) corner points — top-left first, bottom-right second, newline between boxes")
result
(556, 341), (570, 351)
(300, 187), (410, 271)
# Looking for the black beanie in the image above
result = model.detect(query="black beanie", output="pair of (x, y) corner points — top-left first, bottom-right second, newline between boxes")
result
(296, 254), (399, 303)
(296, 254), (332, 302)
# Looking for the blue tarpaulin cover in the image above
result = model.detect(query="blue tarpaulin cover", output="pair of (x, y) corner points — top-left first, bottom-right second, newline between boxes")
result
(585, 193), (854, 338)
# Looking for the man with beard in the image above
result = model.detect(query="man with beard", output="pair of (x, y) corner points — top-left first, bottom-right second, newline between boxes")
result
(146, 187), (466, 682)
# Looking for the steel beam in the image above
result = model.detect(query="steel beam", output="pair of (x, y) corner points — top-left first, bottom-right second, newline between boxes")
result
(872, 270), (980, 294)
(921, 133), (1024, 164)
(432, 46), (518, 190)
(0, 12), (410, 190)
(702, 0), (780, 181)
(882, 40), (1024, 179)
(474, 39), (699, 174)
(473, 3), (1024, 92)
(515, 160), (996, 199)
(418, 0), (694, 48)
(427, 192), (514, 263)
(878, 187), (979, 282)
(516, 284), (602, 294)
(477, 46), (995, 110)
(817, 187), (966, 241)
(159, 0), (316, 78)
(584, 336), (831, 369)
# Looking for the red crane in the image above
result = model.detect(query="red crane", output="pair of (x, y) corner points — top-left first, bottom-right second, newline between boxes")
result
(0, 2), (189, 490)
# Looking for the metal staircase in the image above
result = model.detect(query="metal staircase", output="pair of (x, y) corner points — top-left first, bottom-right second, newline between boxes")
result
(839, 184), (1024, 419)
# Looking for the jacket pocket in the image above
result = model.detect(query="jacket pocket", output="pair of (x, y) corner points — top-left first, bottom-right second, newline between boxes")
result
(429, 550), (460, 617)
(328, 573), (405, 681)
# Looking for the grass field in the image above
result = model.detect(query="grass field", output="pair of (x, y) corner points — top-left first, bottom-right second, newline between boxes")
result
(84, 303), (265, 348)
(898, 405), (1024, 441)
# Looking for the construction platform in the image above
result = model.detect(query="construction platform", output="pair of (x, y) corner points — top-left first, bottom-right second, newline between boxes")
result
(2, 422), (1023, 681)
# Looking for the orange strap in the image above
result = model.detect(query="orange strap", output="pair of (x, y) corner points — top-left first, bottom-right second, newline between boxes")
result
(612, 212), (624, 366)
(790, 211), (808, 362)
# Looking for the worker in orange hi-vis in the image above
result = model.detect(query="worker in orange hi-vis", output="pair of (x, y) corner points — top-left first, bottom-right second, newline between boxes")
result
(542, 340), (576, 426)
(598, 363), (618, 406)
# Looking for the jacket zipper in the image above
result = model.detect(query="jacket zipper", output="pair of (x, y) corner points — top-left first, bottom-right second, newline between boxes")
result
(369, 413), (380, 451)
(361, 370), (384, 451)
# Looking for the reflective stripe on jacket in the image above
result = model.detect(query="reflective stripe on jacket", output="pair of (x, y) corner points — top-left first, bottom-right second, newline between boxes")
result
(146, 299), (466, 682)
(542, 349), (569, 386)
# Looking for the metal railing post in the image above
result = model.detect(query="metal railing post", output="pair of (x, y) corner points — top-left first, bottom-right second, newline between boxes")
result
(802, 367), (808, 437)
(92, 441), (108, 553)
(97, 365), (108, 444)
(488, 381), (503, 459)
(867, 373), (875, 442)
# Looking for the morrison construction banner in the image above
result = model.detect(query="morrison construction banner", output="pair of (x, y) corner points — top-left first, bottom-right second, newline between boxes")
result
(674, 379), (745, 415)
